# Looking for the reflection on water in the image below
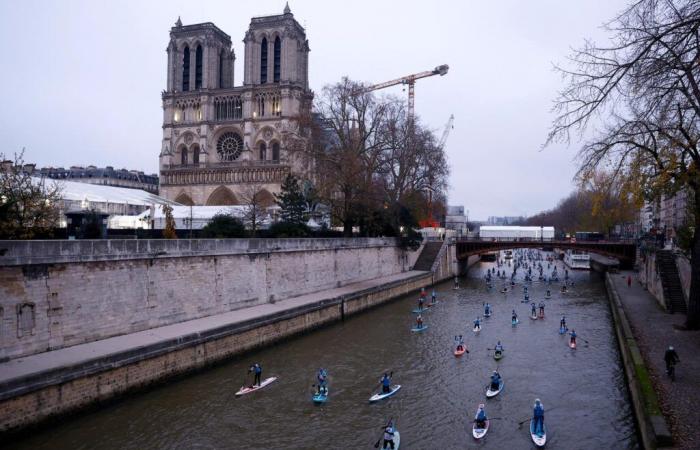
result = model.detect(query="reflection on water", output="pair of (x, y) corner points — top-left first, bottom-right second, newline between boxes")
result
(7, 253), (637, 449)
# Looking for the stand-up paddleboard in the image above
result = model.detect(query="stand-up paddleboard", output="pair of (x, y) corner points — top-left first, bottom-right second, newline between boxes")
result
(485, 379), (504, 398)
(235, 376), (277, 396)
(411, 325), (428, 332)
(484, 311), (492, 318)
(411, 308), (428, 314)
(369, 385), (401, 403)
(530, 313), (538, 320)
(312, 388), (328, 404)
(545, 294), (551, 299)
(512, 318), (519, 327)
(472, 404), (490, 439)
(454, 346), (467, 357)
(530, 419), (547, 447)
(569, 340), (577, 349)
(559, 326), (567, 334)
(494, 349), (503, 360)
(473, 325), (481, 333)
(538, 312), (545, 319)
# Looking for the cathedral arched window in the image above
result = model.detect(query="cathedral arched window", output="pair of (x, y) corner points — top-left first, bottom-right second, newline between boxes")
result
(182, 46), (190, 91)
(273, 37), (281, 82)
(181, 146), (188, 165)
(260, 37), (268, 84)
(272, 142), (280, 161)
(195, 45), (203, 89)
(191, 144), (200, 164)
(217, 132), (244, 161)
(259, 142), (267, 161)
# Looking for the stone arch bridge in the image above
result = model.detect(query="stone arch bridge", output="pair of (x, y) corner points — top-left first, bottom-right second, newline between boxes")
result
(456, 239), (637, 269)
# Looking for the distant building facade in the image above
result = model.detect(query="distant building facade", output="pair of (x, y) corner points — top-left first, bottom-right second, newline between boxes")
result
(39, 166), (159, 194)
(444, 205), (467, 234)
(159, 5), (313, 206)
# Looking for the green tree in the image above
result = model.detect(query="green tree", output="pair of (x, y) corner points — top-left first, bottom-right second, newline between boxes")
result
(275, 174), (307, 225)
(162, 204), (177, 239)
(0, 150), (61, 239)
(201, 213), (246, 238)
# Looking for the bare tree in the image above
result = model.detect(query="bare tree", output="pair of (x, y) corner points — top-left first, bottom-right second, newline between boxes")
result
(546, 0), (700, 328)
(239, 183), (270, 236)
(0, 150), (61, 239)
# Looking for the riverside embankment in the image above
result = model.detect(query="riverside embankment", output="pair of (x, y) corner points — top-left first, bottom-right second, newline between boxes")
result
(0, 238), (468, 434)
(4, 254), (636, 449)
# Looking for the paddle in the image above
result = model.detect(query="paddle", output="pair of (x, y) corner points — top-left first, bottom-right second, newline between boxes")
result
(374, 417), (394, 448)
(517, 407), (557, 427)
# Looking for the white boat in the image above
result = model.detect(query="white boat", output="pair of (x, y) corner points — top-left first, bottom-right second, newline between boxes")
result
(563, 249), (590, 270)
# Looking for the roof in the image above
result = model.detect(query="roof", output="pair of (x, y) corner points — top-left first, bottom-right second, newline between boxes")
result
(36, 177), (178, 207)
(480, 226), (554, 231)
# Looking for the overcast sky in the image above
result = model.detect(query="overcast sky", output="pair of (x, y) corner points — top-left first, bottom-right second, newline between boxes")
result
(0, 0), (630, 220)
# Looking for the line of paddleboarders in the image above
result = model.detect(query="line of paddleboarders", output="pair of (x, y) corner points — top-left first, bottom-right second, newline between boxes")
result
(474, 303), (577, 347)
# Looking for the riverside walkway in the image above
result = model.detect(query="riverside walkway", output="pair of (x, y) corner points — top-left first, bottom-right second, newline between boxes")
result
(612, 272), (700, 449)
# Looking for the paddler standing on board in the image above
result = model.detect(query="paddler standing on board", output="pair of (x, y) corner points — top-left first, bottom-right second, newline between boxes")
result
(490, 370), (501, 390)
(317, 368), (328, 395)
(249, 363), (262, 387)
(560, 315), (567, 330)
(475, 404), (488, 428)
(530, 302), (537, 317)
(380, 373), (392, 394)
(420, 287), (427, 301)
(382, 420), (396, 449)
(431, 289), (437, 305)
(474, 317), (481, 331)
(569, 329), (577, 346)
(538, 301), (545, 317)
(416, 314), (424, 330)
(512, 309), (518, 323)
(533, 399), (545, 434)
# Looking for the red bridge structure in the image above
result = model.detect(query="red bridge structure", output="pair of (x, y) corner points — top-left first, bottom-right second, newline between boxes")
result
(455, 238), (637, 269)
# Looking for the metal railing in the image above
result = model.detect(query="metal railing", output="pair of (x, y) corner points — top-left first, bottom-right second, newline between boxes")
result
(161, 160), (283, 171)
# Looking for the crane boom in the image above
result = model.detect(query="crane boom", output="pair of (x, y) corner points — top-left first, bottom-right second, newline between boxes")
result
(360, 64), (449, 122)
(439, 114), (454, 149)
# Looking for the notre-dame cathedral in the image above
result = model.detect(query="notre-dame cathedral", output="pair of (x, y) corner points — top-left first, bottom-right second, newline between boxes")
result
(159, 4), (312, 206)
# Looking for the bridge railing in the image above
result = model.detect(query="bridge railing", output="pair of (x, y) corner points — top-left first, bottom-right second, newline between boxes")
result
(456, 237), (637, 244)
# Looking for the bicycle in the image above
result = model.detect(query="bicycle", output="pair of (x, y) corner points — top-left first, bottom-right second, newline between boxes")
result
(666, 362), (677, 381)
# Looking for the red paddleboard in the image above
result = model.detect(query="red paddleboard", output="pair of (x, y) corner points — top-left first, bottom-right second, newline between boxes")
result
(454, 347), (467, 357)
(569, 341), (577, 349)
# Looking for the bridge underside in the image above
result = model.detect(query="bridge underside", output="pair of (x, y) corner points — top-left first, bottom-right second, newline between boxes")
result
(456, 241), (636, 269)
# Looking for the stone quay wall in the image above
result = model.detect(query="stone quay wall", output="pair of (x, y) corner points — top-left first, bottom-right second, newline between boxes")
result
(0, 271), (432, 434)
(0, 238), (419, 361)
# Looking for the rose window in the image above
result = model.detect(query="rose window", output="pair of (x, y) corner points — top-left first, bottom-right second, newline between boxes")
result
(217, 132), (244, 161)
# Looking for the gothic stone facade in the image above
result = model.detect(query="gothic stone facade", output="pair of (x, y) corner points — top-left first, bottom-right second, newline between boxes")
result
(159, 5), (312, 206)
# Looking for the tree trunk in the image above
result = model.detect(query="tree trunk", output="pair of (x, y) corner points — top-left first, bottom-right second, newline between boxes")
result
(686, 186), (700, 329)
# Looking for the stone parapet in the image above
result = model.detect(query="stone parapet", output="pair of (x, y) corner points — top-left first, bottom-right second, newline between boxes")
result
(0, 238), (398, 266)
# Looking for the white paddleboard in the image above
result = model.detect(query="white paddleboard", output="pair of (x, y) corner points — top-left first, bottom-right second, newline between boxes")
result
(235, 376), (277, 396)
(369, 384), (401, 402)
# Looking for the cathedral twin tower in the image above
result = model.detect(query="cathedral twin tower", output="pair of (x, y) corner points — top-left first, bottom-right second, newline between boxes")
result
(159, 4), (312, 206)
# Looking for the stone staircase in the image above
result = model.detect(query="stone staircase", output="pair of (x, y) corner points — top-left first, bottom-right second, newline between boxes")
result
(656, 250), (688, 314)
(413, 241), (444, 271)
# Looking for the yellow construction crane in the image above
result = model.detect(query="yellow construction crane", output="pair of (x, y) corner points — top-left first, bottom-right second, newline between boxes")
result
(361, 64), (449, 122)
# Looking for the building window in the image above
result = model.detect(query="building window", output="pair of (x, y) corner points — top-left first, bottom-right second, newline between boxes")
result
(272, 142), (280, 161)
(216, 132), (244, 161)
(260, 38), (268, 84)
(273, 37), (281, 82)
(191, 145), (199, 164)
(214, 96), (242, 120)
(271, 94), (281, 116)
(195, 45), (203, 89)
(259, 142), (267, 160)
(182, 46), (190, 91)
(181, 147), (188, 165)
(256, 94), (265, 117)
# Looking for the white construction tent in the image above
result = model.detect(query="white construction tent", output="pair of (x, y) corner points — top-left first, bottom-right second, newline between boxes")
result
(479, 225), (555, 240)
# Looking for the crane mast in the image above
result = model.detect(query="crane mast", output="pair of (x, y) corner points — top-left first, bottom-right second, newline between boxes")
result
(361, 64), (449, 122)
